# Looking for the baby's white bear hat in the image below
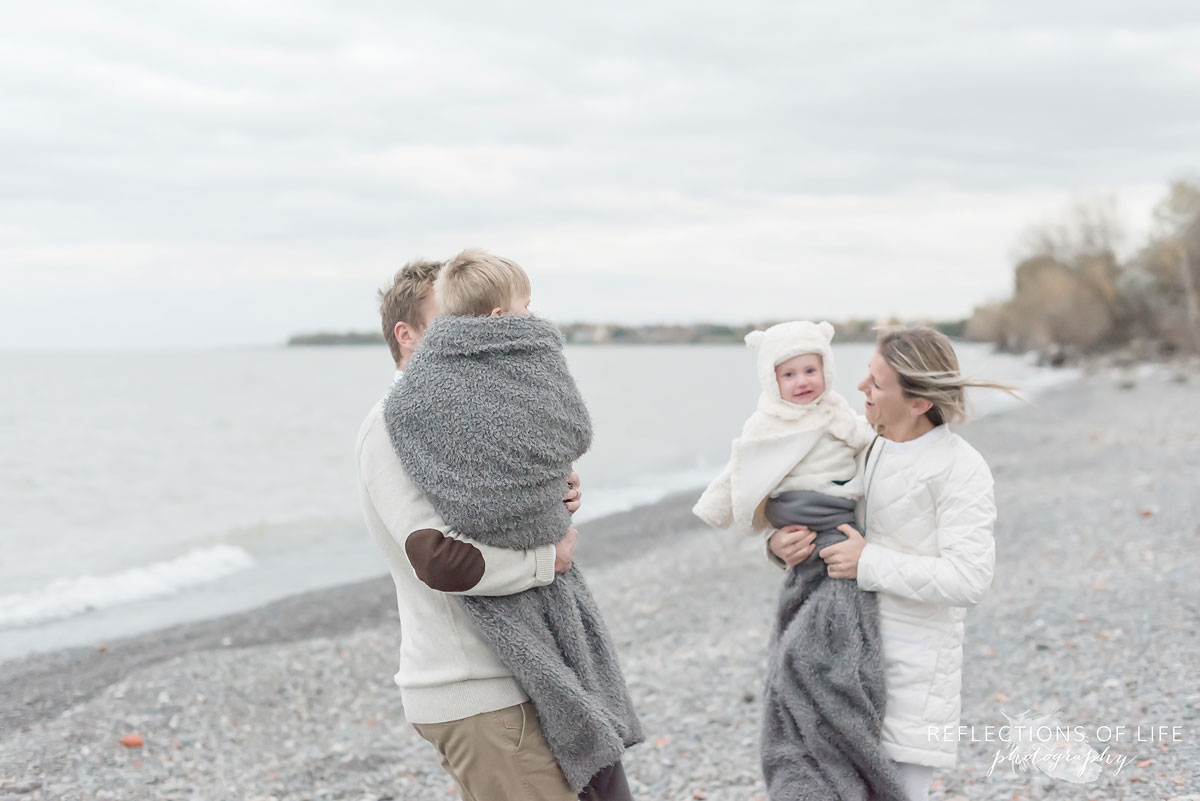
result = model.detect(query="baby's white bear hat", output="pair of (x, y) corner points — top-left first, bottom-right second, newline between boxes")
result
(745, 320), (837, 416)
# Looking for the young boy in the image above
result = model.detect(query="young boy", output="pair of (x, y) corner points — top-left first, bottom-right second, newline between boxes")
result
(384, 249), (641, 799)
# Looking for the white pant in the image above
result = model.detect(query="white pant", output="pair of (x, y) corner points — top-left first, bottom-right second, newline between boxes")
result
(894, 762), (935, 801)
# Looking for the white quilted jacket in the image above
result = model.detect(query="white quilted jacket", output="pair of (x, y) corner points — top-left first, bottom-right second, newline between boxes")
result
(853, 424), (996, 768)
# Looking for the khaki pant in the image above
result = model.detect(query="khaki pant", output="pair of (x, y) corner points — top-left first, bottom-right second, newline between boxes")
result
(413, 701), (631, 801)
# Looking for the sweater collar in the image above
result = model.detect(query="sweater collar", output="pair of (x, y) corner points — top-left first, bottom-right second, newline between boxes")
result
(881, 423), (949, 453)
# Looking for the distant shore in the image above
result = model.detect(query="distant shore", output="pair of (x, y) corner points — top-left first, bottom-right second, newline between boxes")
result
(287, 318), (970, 347)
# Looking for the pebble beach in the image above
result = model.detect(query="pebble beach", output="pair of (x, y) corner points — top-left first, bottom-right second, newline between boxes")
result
(2, 366), (1199, 801)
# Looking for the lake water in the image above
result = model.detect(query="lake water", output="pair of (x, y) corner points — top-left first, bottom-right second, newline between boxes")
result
(0, 342), (1074, 659)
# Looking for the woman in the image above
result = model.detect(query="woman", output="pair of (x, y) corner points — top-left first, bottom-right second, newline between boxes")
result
(768, 327), (1007, 801)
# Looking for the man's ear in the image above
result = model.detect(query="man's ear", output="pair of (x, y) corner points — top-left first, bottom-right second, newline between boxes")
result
(395, 321), (422, 364)
(395, 320), (415, 347)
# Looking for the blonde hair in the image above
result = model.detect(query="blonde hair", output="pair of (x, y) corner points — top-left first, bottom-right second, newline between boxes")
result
(436, 248), (531, 317)
(378, 259), (443, 363)
(876, 326), (1021, 426)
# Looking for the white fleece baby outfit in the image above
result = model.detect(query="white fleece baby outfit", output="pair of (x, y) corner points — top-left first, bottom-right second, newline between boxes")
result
(693, 320), (875, 534)
(771, 430), (860, 497)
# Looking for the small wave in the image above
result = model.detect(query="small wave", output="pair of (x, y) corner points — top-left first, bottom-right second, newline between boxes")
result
(0, 545), (255, 629)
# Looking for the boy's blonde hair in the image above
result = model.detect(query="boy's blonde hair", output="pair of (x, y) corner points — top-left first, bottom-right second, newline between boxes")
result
(436, 248), (531, 316)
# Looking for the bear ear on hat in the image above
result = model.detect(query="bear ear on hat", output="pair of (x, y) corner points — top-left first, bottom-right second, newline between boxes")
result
(744, 330), (765, 350)
(817, 321), (835, 340)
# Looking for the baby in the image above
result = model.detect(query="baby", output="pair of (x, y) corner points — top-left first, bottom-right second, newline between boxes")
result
(693, 321), (907, 801)
(692, 320), (875, 548)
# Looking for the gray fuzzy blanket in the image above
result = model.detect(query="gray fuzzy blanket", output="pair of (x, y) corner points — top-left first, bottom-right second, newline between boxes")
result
(760, 490), (908, 801)
(383, 313), (642, 791)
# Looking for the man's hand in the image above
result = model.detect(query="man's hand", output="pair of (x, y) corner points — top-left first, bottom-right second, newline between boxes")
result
(769, 525), (817, 567)
(563, 471), (582, 515)
(554, 526), (578, 574)
(820, 524), (867, 579)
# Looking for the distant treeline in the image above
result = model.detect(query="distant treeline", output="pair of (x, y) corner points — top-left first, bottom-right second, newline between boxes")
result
(966, 178), (1200, 362)
(288, 318), (968, 348)
(288, 331), (385, 346)
(559, 319), (967, 344)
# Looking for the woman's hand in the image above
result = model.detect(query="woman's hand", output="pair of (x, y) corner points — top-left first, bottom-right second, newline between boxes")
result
(563, 471), (582, 515)
(769, 525), (817, 567)
(820, 524), (867, 579)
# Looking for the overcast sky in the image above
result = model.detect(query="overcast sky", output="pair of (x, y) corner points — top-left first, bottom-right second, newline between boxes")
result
(2, 1), (1198, 349)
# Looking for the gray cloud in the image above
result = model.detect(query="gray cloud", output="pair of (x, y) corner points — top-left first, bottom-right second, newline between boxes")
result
(1, 0), (1197, 347)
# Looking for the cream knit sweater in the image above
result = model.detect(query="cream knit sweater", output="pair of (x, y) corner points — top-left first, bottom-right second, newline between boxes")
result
(355, 395), (556, 724)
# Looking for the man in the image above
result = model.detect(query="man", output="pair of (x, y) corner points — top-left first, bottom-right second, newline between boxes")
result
(355, 259), (586, 801)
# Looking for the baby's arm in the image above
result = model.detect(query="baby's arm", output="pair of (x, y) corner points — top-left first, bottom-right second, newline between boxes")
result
(693, 460), (735, 528)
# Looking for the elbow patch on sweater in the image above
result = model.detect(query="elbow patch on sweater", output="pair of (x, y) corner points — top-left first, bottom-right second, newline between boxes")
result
(405, 528), (485, 592)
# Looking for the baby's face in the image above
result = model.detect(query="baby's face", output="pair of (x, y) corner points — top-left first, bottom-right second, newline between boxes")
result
(775, 354), (825, 405)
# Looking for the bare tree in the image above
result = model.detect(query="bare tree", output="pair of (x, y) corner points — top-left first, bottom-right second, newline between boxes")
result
(1151, 178), (1200, 352)
(1014, 195), (1124, 264)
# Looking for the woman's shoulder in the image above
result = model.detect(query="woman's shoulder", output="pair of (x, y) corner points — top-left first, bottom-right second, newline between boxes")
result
(930, 429), (994, 489)
(941, 428), (988, 462)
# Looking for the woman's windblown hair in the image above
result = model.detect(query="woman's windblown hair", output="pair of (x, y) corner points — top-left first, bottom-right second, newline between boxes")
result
(876, 326), (1023, 426)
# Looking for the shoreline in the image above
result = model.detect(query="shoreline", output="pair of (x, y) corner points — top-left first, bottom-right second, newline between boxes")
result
(0, 488), (704, 736)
